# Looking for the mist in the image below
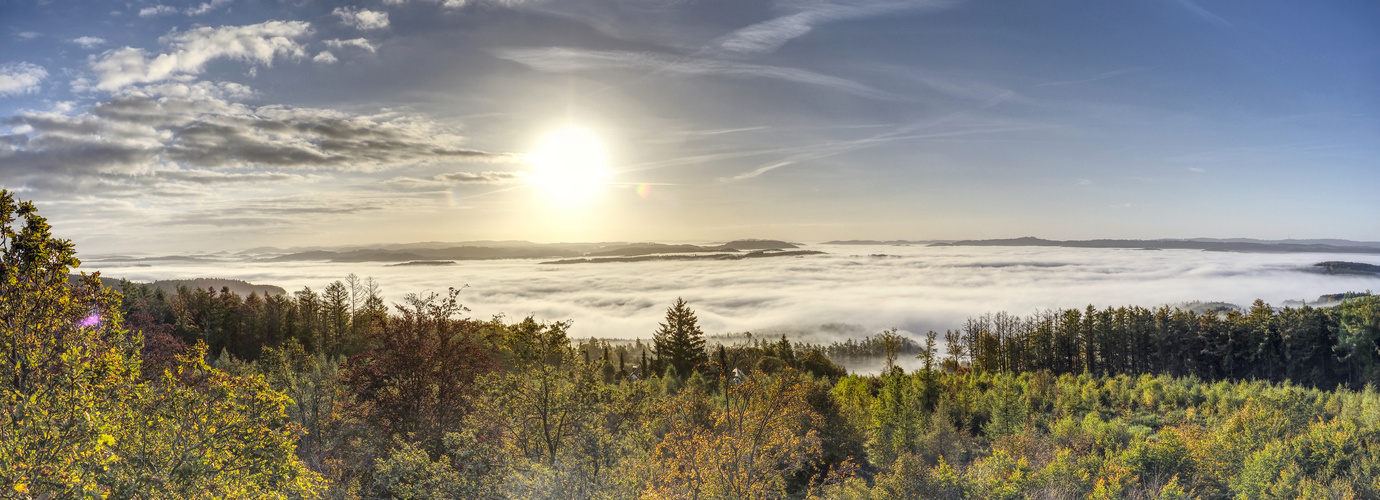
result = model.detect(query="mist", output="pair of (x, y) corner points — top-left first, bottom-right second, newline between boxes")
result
(84, 244), (1380, 343)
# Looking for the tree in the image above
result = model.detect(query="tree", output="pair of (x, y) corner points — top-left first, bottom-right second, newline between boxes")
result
(0, 190), (320, 498)
(653, 298), (709, 377)
(103, 343), (324, 498)
(344, 288), (496, 456)
(1336, 295), (1380, 386)
(0, 190), (141, 496)
(482, 318), (597, 465)
(647, 370), (823, 500)
(322, 280), (351, 356)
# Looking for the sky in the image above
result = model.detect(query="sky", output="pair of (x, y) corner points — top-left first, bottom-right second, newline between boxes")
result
(1, 0), (1377, 254)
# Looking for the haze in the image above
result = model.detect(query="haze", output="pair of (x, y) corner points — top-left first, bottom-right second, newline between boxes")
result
(84, 244), (1380, 341)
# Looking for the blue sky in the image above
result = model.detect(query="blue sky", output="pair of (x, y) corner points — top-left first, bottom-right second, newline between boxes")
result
(1, 0), (1376, 253)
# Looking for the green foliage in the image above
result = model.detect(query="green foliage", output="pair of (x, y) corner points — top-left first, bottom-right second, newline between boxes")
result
(653, 298), (709, 376)
(943, 298), (1379, 390)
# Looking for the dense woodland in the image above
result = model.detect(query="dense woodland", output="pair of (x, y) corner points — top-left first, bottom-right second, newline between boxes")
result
(6, 189), (1380, 499)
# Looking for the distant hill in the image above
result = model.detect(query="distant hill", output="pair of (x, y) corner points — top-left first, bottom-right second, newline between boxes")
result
(386, 261), (457, 267)
(717, 239), (799, 250)
(1311, 261), (1380, 276)
(935, 237), (1380, 254)
(69, 276), (288, 297)
(139, 279), (288, 297)
(542, 249), (824, 265)
(263, 239), (800, 262)
(1188, 238), (1380, 248)
(822, 240), (946, 246)
(270, 246), (582, 262)
(587, 243), (726, 257)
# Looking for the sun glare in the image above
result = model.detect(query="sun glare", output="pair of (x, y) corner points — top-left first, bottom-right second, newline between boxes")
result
(526, 127), (611, 205)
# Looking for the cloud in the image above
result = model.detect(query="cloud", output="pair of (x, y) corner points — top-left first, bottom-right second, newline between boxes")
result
(88, 244), (1380, 349)
(89, 20), (312, 91)
(117, 80), (256, 100)
(140, 0), (231, 17)
(333, 7), (390, 30)
(387, 171), (527, 188)
(313, 51), (338, 64)
(161, 198), (383, 227)
(409, 0), (537, 8)
(0, 87), (516, 200)
(493, 47), (898, 100)
(1174, 0), (1232, 27)
(437, 171), (524, 183)
(0, 63), (48, 96)
(1036, 68), (1149, 87)
(324, 38), (377, 53)
(156, 169), (305, 185)
(704, 0), (957, 59)
(138, 5), (179, 17)
(715, 121), (1035, 182)
(186, 0), (232, 16)
(71, 37), (107, 49)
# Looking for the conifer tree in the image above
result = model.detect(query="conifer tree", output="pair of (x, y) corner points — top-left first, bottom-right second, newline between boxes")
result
(653, 297), (709, 376)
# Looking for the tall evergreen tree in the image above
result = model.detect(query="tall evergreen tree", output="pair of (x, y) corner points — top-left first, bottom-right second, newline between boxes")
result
(653, 297), (709, 376)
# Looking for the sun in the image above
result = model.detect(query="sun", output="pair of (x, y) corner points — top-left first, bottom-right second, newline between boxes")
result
(526, 127), (612, 205)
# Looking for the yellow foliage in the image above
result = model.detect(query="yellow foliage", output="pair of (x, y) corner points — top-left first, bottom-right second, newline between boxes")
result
(646, 369), (823, 500)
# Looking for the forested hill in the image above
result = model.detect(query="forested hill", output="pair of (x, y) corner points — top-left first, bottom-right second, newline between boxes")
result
(68, 275), (287, 297)
(140, 278), (287, 297)
(69, 273), (288, 296)
(932, 236), (1380, 254)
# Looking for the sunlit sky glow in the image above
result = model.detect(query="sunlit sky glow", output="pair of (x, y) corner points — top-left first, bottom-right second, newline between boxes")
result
(1, 0), (1376, 253)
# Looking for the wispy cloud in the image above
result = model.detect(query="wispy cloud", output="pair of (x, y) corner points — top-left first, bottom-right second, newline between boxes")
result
(138, 5), (179, 17)
(1174, 0), (1232, 27)
(89, 21), (312, 91)
(493, 47), (899, 100)
(70, 36), (107, 49)
(186, 0), (232, 16)
(703, 0), (958, 59)
(324, 38), (377, 53)
(719, 120), (1039, 182)
(386, 171), (528, 188)
(1036, 68), (1150, 87)
(140, 0), (232, 17)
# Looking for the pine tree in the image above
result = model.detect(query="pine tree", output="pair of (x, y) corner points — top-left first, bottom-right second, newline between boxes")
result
(653, 297), (709, 376)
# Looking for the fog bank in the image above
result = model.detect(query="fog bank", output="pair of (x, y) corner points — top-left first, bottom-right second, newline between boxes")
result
(85, 245), (1380, 342)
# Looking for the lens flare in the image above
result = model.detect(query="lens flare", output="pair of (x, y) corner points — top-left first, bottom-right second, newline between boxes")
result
(637, 183), (652, 199)
(78, 313), (100, 328)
